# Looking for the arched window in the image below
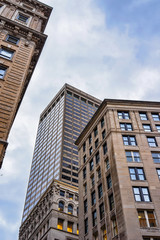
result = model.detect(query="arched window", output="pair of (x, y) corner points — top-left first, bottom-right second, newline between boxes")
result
(68, 204), (73, 214)
(58, 201), (64, 211)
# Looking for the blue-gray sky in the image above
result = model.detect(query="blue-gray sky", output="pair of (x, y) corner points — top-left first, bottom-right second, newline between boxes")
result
(0, 0), (160, 239)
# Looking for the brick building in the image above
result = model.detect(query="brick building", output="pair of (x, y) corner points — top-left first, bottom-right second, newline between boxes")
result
(0, 0), (52, 167)
(76, 99), (160, 240)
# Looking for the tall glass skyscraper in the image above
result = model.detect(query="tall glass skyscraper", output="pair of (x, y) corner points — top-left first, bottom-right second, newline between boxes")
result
(22, 84), (101, 223)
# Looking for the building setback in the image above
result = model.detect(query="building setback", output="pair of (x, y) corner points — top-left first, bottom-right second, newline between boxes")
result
(76, 99), (160, 240)
(19, 84), (101, 239)
(0, 0), (52, 168)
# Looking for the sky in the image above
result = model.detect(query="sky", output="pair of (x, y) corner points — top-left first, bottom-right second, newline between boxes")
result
(1, 0), (160, 239)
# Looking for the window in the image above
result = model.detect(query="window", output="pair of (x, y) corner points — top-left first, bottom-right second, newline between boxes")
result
(133, 187), (151, 202)
(109, 194), (114, 211)
(139, 112), (148, 120)
(152, 152), (160, 163)
(91, 175), (95, 187)
(67, 221), (73, 233)
(60, 190), (65, 196)
(152, 113), (160, 121)
(103, 142), (107, 154)
(95, 139), (99, 148)
(77, 224), (79, 235)
(102, 129), (106, 139)
(129, 168), (145, 181)
(58, 201), (64, 211)
(143, 238), (160, 240)
(57, 219), (63, 230)
(120, 123), (132, 131)
(84, 218), (88, 234)
(17, 13), (29, 22)
(83, 167), (86, 179)
(92, 210), (97, 227)
(102, 228), (107, 240)
(156, 169), (160, 180)
(118, 111), (129, 119)
(123, 135), (136, 146)
(94, 126), (98, 137)
(107, 174), (112, 189)
(112, 218), (118, 237)
(68, 204), (73, 214)
(84, 183), (87, 195)
(99, 203), (104, 220)
(156, 125), (160, 132)
(138, 210), (157, 228)
(6, 35), (19, 44)
(83, 155), (86, 163)
(126, 151), (141, 162)
(0, 65), (7, 79)
(91, 191), (96, 205)
(83, 142), (86, 152)
(0, 48), (14, 60)
(97, 168), (101, 180)
(143, 124), (152, 132)
(89, 147), (93, 155)
(84, 199), (88, 213)
(98, 183), (103, 199)
(101, 118), (105, 128)
(147, 137), (157, 147)
(89, 134), (92, 144)
(106, 158), (110, 170)
(69, 193), (73, 199)
(95, 151), (100, 164)
(90, 159), (94, 171)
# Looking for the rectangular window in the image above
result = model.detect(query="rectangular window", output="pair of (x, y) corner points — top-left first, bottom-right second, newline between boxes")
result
(101, 118), (105, 128)
(99, 203), (104, 220)
(152, 113), (160, 121)
(57, 219), (63, 230)
(118, 111), (129, 119)
(95, 151), (100, 164)
(91, 191), (96, 205)
(84, 199), (88, 213)
(97, 167), (101, 180)
(83, 142), (86, 152)
(139, 112), (148, 120)
(102, 129), (106, 139)
(98, 183), (103, 199)
(109, 194), (114, 211)
(89, 147), (93, 155)
(112, 218), (118, 237)
(106, 158), (110, 170)
(147, 137), (157, 147)
(90, 159), (94, 171)
(156, 169), (160, 180)
(129, 167), (145, 181)
(133, 187), (151, 202)
(67, 221), (73, 233)
(95, 139), (99, 148)
(91, 175), (95, 187)
(17, 13), (29, 22)
(92, 210), (97, 227)
(103, 142), (107, 154)
(138, 210), (157, 228)
(94, 126), (98, 137)
(0, 65), (7, 79)
(126, 151), (140, 162)
(152, 152), (160, 163)
(60, 190), (65, 197)
(120, 123), (133, 131)
(0, 48), (14, 60)
(83, 168), (86, 179)
(69, 193), (73, 199)
(6, 35), (19, 44)
(83, 155), (86, 163)
(143, 124), (152, 132)
(156, 125), (160, 132)
(107, 174), (112, 189)
(123, 136), (136, 146)
(89, 134), (92, 144)
(84, 218), (88, 234)
(84, 183), (87, 195)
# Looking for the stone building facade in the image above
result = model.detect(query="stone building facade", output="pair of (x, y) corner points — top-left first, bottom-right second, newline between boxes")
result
(76, 99), (160, 240)
(19, 180), (79, 240)
(0, 0), (52, 168)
